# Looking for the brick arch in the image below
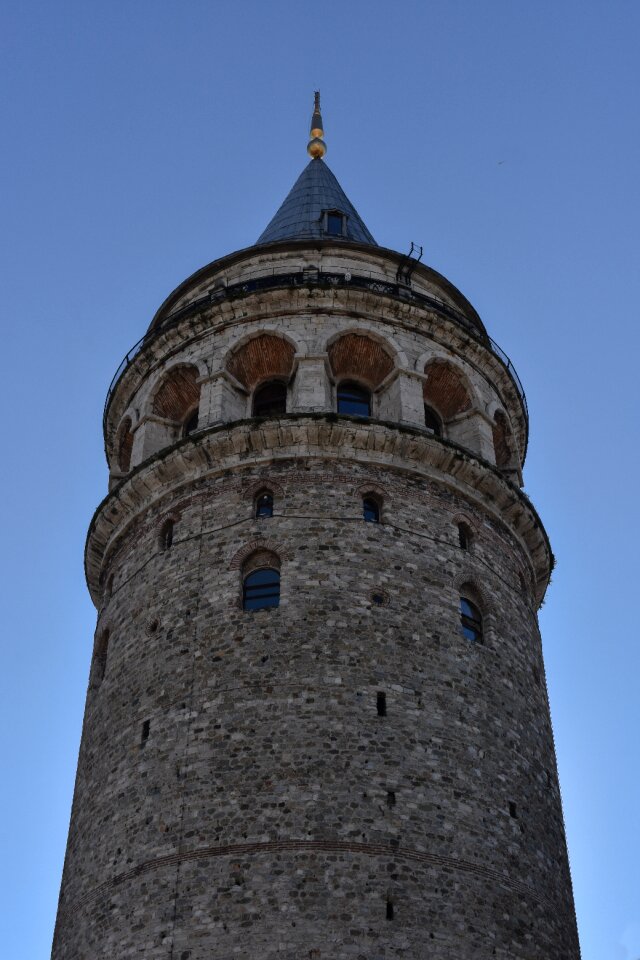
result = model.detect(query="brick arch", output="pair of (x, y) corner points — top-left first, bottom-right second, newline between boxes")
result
(327, 332), (395, 389)
(354, 481), (388, 500)
(152, 365), (200, 422)
(453, 572), (494, 615)
(225, 334), (296, 391)
(243, 478), (286, 501)
(423, 360), (472, 420)
(229, 537), (288, 570)
(116, 417), (134, 473)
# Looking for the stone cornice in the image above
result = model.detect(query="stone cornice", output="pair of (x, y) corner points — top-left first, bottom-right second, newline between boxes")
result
(87, 415), (552, 610)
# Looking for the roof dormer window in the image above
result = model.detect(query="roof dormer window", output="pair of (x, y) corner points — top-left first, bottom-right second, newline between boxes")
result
(324, 210), (346, 237)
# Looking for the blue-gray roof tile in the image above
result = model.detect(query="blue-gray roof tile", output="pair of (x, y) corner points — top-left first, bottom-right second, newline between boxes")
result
(256, 158), (376, 246)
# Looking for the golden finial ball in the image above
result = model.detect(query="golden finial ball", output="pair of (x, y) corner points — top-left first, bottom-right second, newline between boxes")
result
(307, 137), (327, 159)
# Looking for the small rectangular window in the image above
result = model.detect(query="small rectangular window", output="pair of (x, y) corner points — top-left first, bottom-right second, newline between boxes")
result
(377, 691), (387, 716)
(509, 801), (518, 818)
(386, 790), (396, 807)
(386, 897), (394, 920)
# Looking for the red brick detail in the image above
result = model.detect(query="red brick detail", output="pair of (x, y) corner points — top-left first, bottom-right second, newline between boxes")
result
(152, 366), (200, 421)
(226, 335), (295, 390)
(65, 838), (553, 914)
(229, 538), (286, 569)
(327, 333), (394, 388)
(423, 360), (472, 419)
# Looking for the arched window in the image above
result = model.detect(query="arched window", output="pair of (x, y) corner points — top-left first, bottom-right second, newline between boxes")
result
(243, 568), (280, 611)
(160, 519), (174, 551)
(458, 522), (471, 550)
(363, 496), (380, 523)
(423, 405), (442, 437)
(460, 596), (483, 643)
(337, 381), (371, 417)
(255, 491), (274, 518)
(253, 381), (287, 417)
(183, 407), (199, 437)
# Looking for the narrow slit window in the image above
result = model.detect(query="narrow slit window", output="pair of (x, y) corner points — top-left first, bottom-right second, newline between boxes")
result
(458, 523), (471, 550)
(160, 519), (174, 551)
(386, 790), (396, 807)
(386, 898), (394, 920)
(509, 801), (518, 818)
(376, 691), (387, 716)
(141, 719), (150, 744)
(243, 568), (280, 611)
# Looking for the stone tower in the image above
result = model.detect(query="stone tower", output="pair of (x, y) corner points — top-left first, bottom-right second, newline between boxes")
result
(52, 97), (580, 959)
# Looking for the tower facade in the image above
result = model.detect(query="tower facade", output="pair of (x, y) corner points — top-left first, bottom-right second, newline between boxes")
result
(53, 101), (580, 959)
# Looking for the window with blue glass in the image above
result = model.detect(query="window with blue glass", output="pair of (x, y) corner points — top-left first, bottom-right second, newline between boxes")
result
(460, 596), (483, 643)
(243, 568), (280, 611)
(255, 492), (274, 518)
(363, 496), (380, 523)
(337, 381), (371, 417)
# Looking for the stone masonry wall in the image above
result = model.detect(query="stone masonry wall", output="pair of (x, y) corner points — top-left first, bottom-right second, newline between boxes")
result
(53, 452), (579, 959)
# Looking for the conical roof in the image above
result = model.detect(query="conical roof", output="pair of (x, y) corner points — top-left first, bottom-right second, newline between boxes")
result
(256, 158), (376, 246)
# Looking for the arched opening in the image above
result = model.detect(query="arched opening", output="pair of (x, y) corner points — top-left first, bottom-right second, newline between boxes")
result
(255, 491), (274, 518)
(423, 405), (443, 437)
(252, 380), (287, 417)
(226, 334), (296, 397)
(460, 594), (483, 643)
(328, 333), (395, 414)
(492, 411), (514, 469)
(362, 495), (380, 523)
(116, 417), (134, 472)
(152, 365), (201, 430)
(337, 380), (371, 417)
(423, 360), (472, 437)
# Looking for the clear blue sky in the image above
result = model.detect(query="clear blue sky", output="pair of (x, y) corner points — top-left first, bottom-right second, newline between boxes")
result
(1, 2), (638, 956)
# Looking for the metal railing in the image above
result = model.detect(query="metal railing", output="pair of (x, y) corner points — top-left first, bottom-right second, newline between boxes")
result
(103, 269), (528, 431)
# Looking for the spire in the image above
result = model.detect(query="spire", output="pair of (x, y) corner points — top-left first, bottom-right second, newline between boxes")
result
(307, 91), (326, 159)
(256, 94), (376, 246)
